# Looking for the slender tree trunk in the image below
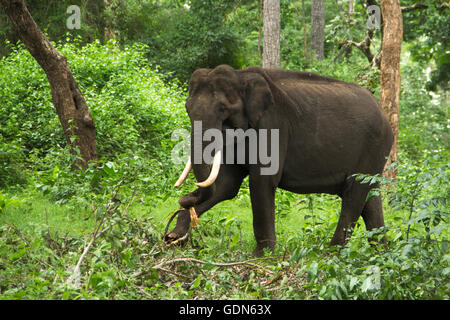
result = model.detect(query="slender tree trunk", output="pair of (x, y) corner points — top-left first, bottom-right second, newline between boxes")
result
(348, 0), (355, 20)
(103, 0), (118, 40)
(380, 0), (403, 178)
(257, 0), (263, 65)
(301, 0), (308, 62)
(0, 0), (98, 169)
(263, 0), (280, 69)
(310, 0), (325, 62)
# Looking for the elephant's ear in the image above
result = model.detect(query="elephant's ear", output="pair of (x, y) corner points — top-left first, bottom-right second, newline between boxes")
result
(240, 70), (275, 128)
(240, 67), (302, 128)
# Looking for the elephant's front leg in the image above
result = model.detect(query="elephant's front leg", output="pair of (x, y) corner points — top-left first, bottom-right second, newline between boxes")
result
(249, 174), (277, 256)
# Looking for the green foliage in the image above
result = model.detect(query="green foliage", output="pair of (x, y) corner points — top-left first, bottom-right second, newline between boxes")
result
(390, 159), (449, 240)
(1, 168), (448, 299)
(0, 191), (24, 214)
(140, 0), (245, 82)
(0, 40), (189, 194)
(59, 39), (189, 158)
(0, 42), (62, 154)
(0, 0), (448, 301)
(401, 0), (450, 91)
(399, 63), (447, 162)
(0, 136), (27, 188)
(0, 0), (107, 57)
(0, 1), (246, 83)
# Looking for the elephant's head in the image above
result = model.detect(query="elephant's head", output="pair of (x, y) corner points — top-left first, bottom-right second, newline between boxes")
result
(174, 65), (277, 192)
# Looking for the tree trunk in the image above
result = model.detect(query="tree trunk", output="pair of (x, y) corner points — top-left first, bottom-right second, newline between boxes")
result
(301, 0), (308, 62)
(348, 0), (355, 20)
(380, 0), (402, 178)
(103, 0), (118, 40)
(310, 0), (325, 61)
(257, 0), (263, 65)
(263, 0), (280, 69)
(0, 0), (98, 169)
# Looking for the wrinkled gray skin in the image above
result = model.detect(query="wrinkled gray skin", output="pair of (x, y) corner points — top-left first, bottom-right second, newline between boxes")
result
(165, 65), (393, 256)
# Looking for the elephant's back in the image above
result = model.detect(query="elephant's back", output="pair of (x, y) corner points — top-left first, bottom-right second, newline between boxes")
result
(259, 68), (393, 169)
(276, 76), (388, 135)
(278, 75), (392, 173)
(277, 76), (373, 111)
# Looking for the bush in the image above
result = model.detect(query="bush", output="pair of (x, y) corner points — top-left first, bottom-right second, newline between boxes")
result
(1, 40), (188, 156)
(0, 42), (63, 156)
(0, 137), (27, 189)
(134, 0), (245, 82)
(399, 63), (447, 160)
(60, 40), (189, 158)
(0, 39), (193, 199)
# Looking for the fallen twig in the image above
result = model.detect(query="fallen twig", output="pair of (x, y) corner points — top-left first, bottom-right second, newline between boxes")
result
(152, 257), (276, 275)
(65, 178), (125, 288)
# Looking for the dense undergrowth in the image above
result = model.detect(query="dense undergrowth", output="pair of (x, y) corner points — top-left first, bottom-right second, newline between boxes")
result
(0, 41), (448, 300)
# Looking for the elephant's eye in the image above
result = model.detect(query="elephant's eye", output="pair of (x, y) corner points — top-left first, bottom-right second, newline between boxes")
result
(218, 102), (226, 113)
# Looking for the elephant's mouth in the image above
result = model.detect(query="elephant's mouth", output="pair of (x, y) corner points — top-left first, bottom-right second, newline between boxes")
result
(173, 119), (236, 190)
(174, 119), (240, 189)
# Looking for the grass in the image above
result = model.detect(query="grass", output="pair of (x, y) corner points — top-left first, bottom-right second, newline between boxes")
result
(0, 184), (448, 300)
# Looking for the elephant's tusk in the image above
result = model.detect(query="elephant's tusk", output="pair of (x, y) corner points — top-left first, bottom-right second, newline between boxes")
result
(197, 150), (222, 188)
(173, 157), (192, 188)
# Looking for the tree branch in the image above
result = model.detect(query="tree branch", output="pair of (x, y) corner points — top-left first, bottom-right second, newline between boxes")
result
(401, 3), (449, 12)
(337, 29), (380, 68)
(153, 257), (275, 274)
(401, 3), (428, 12)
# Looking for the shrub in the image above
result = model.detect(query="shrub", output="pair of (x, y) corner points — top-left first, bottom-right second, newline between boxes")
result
(0, 39), (189, 159)
(0, 39), (192, 199)
(0, 136), (27, 189)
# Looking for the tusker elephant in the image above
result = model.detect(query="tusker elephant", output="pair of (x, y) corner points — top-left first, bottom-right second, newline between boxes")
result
(165, 64), (393, 256)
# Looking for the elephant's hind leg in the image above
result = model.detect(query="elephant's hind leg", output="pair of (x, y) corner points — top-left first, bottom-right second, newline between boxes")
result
(330, 178), (369, 247)
(361, 193), (387, 244)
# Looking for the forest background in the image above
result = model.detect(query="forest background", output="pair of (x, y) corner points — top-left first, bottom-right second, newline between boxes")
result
(0, 0), (448, 300)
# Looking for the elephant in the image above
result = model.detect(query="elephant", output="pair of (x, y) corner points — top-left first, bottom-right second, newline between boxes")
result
(164, 64), (393, 256)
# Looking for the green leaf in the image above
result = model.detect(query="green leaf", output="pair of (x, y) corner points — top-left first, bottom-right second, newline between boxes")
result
(52, 165), (59, 180)
(190, 276), (202, 289)
(307, 262), (319, 280)
(8, 247), (31, 260)
(349, 277), (359, 291)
